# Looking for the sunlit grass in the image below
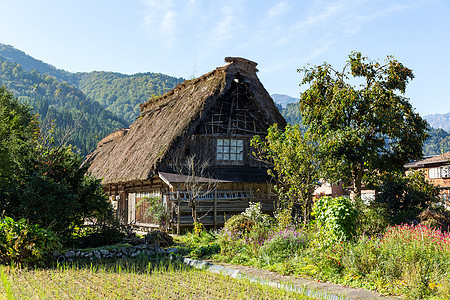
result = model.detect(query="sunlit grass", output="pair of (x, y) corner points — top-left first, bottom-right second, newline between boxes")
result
(0, 258), (314, 299)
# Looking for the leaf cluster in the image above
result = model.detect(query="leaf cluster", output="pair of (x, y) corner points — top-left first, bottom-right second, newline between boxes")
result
(373, 170), (441, 224)
(311, 196), (358, 246)
(0, 216), (61, 265)
(251, 124), (321, 209)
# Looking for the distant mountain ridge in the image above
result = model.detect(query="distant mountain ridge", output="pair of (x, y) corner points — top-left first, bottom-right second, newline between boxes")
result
(0, 43), (78, 85)
(424, 113), (450, 131)
(271, 94), (298, 108)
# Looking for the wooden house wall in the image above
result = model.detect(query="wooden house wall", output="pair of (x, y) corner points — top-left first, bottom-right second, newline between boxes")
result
(105, 178), (276, 232)
(169, 135), (264, 168)
(168, 182), (276, 233)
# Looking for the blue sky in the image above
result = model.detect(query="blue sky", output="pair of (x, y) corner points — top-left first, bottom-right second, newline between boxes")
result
(0, 0), (448, 116)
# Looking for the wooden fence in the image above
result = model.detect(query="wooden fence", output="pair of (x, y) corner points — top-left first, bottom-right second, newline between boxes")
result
(169, 190), (276, 233)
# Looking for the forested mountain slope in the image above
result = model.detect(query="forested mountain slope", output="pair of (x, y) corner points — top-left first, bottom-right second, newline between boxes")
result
(0, 58), (127, 156)
(0, 43), (184, 124)
(423, 128), (450, 156)
(77, 71), (183, 124)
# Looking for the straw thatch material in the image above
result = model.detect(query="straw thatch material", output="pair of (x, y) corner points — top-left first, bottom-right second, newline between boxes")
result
(85, 57), (286, 185)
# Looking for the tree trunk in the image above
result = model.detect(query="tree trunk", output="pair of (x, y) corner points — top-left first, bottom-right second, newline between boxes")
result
(352, 167), (363, 200)
(190, 197), (197, 224)
(303, 194), (313, 226)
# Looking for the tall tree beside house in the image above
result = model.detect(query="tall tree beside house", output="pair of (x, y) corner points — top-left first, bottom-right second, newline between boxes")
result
(251, 124), (321, 224)
(0, 87), (115, 240)
(299, 52), (429, 198)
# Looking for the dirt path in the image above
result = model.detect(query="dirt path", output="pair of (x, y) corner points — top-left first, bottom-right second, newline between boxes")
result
(194, 259), (403, 300)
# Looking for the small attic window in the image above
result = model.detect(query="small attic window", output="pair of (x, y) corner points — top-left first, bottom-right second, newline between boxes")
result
(217, 139), (243, 162)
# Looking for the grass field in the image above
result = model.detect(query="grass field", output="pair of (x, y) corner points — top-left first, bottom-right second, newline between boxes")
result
(0, 258), (314, 300)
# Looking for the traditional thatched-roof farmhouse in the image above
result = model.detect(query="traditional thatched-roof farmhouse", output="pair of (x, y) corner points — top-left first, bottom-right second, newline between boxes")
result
(85, 57), (286, 232)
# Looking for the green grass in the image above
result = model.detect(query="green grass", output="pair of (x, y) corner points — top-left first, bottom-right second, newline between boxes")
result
(0, 258), (314, 299)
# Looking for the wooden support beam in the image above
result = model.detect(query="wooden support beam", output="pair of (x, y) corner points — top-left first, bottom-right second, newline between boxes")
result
(177, 189), (180, 235)
(214, 188), (217, 230)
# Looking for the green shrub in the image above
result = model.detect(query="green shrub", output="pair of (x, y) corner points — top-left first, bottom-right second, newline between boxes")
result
(260, 227), (308, 263)
(312, 196), (358, 247)
(68, 223), (125, 249)
(375, 170), (440, 224)
(356, 203), (390, 236)
(224, 202), (274, 236)
(223, 214), (254, 236)
(0, 216), (61, 265)
(241, 202), (274, 227)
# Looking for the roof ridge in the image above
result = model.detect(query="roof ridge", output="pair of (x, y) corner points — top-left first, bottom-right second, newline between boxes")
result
(139, 57), (258, 113)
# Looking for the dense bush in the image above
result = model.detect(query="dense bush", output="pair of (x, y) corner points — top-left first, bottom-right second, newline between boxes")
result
(375, 170), (441, 224)
(218, 202), (274, 262)
(259, 227), (308, 262)
(356, 202), (390, 236)
(223, 214), (254, 235)
(311, 196), (358, 246)
(67, 222), (125, 249)
(0, 217), (61, 265)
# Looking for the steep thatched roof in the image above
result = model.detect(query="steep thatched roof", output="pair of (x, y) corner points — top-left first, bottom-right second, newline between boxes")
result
(85, 57), (286, 185)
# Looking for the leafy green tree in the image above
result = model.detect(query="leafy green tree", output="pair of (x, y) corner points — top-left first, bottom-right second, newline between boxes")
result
(374, 170), (440, 224)
(0, 86), (39, 190)
(0, 87), (115, 239)
(251, 124), (321, 224)
(299, 52), (428, 198)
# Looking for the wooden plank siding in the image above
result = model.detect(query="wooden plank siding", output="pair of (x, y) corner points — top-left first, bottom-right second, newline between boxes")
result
(168, 189), (276, 233)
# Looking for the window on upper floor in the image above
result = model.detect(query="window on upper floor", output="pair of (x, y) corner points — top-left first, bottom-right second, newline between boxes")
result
(216, 138), (244, 162)
(429, 167), (441, 179)
(441, 166), (450, 178)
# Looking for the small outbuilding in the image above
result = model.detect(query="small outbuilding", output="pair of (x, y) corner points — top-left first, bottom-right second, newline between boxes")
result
(84, 57), (286, 232)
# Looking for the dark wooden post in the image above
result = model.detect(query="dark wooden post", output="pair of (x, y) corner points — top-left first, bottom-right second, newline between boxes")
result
(213, 188), (217, 230)
(177, 189), (180, 234)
